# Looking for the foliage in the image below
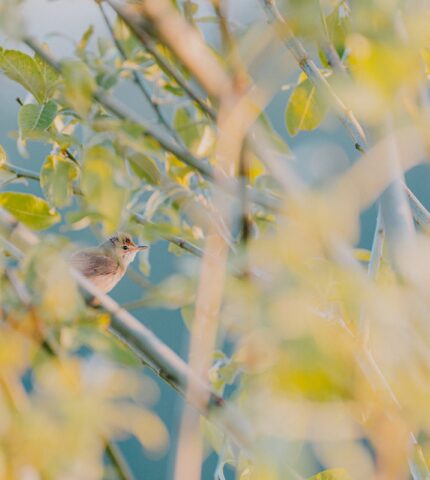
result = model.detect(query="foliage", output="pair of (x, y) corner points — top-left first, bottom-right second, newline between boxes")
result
(1, 0), (430, 479)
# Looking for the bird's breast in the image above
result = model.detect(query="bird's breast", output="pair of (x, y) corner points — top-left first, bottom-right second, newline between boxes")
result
(90, 267), (126, 293)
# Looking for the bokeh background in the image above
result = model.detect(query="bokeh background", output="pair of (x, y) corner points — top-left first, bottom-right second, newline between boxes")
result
(1, 1), (430, 478)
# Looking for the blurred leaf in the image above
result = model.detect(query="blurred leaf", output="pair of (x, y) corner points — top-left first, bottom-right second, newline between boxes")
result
(62, 60), (96, 116)
(0, 192), (61, 230)
(128, 153), (162, 185)
(76, 25), (94, 54)
(71, 326), (141, 367)
(307, 469), (352, 480)
(325, 4), (350, 58)
(0, 144), (6, 166)
(81, 145), (129, 234)
(18, 100), (57, 137)
(174, 107), (203, 152)
(285, 78), (328, 136)
(33, 51), (60, 99)
(354, 248), (371, 262)
(40, 154), (79, 208)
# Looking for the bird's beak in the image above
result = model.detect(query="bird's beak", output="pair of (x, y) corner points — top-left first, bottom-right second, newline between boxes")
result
(136, 245), (148, 251)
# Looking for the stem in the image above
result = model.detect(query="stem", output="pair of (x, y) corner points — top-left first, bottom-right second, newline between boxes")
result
(105, 442), (135, 480)
(104, 0), (216, 120)
(97, 0), (180, 144)
(261, 0), (367, 151)
(23, 37), (278, 212)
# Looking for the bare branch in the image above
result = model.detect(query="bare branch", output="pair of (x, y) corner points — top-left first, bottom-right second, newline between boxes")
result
(0, 208), (254, 455)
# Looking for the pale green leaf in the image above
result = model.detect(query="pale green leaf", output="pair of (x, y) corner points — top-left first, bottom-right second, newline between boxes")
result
(62, 60), (96, 116)
(174, 107), (203, 151)
(40, 154), (79, 208)
(0, 50), (46, 102)
(285, 78), (328, 136)
(0, 192), (61, 230)
(18, 100), (57, 137)
(128, 153), (162, 185)
(81, 146), (129, 234)
(0, 144), (6, 167)
(34, 52), (60, 98)
(76, 25), (94, 54)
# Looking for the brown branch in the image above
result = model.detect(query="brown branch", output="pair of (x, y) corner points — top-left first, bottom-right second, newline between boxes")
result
(104, 0), (216, 120)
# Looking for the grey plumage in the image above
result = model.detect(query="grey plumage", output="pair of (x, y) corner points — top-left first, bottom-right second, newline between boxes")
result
(70, 233), (147, 295)
(71, 248), (121, 278)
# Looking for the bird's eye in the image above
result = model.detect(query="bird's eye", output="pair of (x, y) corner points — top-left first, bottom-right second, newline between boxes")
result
(122, 245), (129, 250)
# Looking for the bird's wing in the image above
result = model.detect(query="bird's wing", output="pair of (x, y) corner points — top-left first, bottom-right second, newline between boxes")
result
(71, 249), (119, 278)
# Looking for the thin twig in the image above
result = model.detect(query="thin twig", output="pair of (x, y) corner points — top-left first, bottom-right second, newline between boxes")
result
(0, 208), (254, 454)
(104, 0), (216, 120)
(105, 441), (135, 480)
(23, 37), (278, 212)
(97, 0), (180, 143)
(260, 0), (366, 151)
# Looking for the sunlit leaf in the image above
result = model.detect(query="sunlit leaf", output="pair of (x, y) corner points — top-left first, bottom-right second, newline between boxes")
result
(0, 144), (6, 166)
(128, 152), (162, 185)
(285, 78), (328, 136)
(0, 49), (46, 101)
(0, 192), (61, 230)
(76, 25), (94, 54)
(40, 154), (79, 208)
(62, 60), (96, 116)
(81, 145), (129, 234)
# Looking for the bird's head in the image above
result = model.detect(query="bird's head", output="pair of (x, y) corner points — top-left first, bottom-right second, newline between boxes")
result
(104, 232), (147, 265)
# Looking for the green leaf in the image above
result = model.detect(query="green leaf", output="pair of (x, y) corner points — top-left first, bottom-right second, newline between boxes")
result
(18, 100), (57, 137)
(81, 146), (129, 234)
(76, 25), (94, 54)
(0, 50), (45, 102)
(0, 192), (61, 230)
(129, 153), (162, 185)
(325, 4), (350, 59)
(307, 468), (352, 480)
(285, 78), (328, 136)
(62, 60), (96, 116)
(174, 107), (203, 152)
(33, 52), (60, 99)
(40, 154), (79, 208)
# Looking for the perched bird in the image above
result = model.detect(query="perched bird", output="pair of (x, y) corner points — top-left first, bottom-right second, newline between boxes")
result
(71, 232), (147, 294)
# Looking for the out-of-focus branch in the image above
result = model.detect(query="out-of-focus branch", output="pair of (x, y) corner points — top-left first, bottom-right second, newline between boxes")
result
(136, 0), (234, 104)
(23, 37), (278, 212)
(0, 208), (254, 455)
(131, 3), (260, 479)
(96, 0), (180, 143)
(2, 161), (203, 257)
(260, 0), (367, 151)
(405, 186), (430, 227)
(104, 0), (216, 120)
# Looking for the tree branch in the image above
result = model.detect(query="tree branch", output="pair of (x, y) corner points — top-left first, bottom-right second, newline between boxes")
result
(104, 0), (216, 120)
(23, 37), (277, 212)
(0, 208), (254, 455)
(96, 0), (181, 144)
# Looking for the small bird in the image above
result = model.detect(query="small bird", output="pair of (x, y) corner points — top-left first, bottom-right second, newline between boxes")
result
(71, 232), (147, 294)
